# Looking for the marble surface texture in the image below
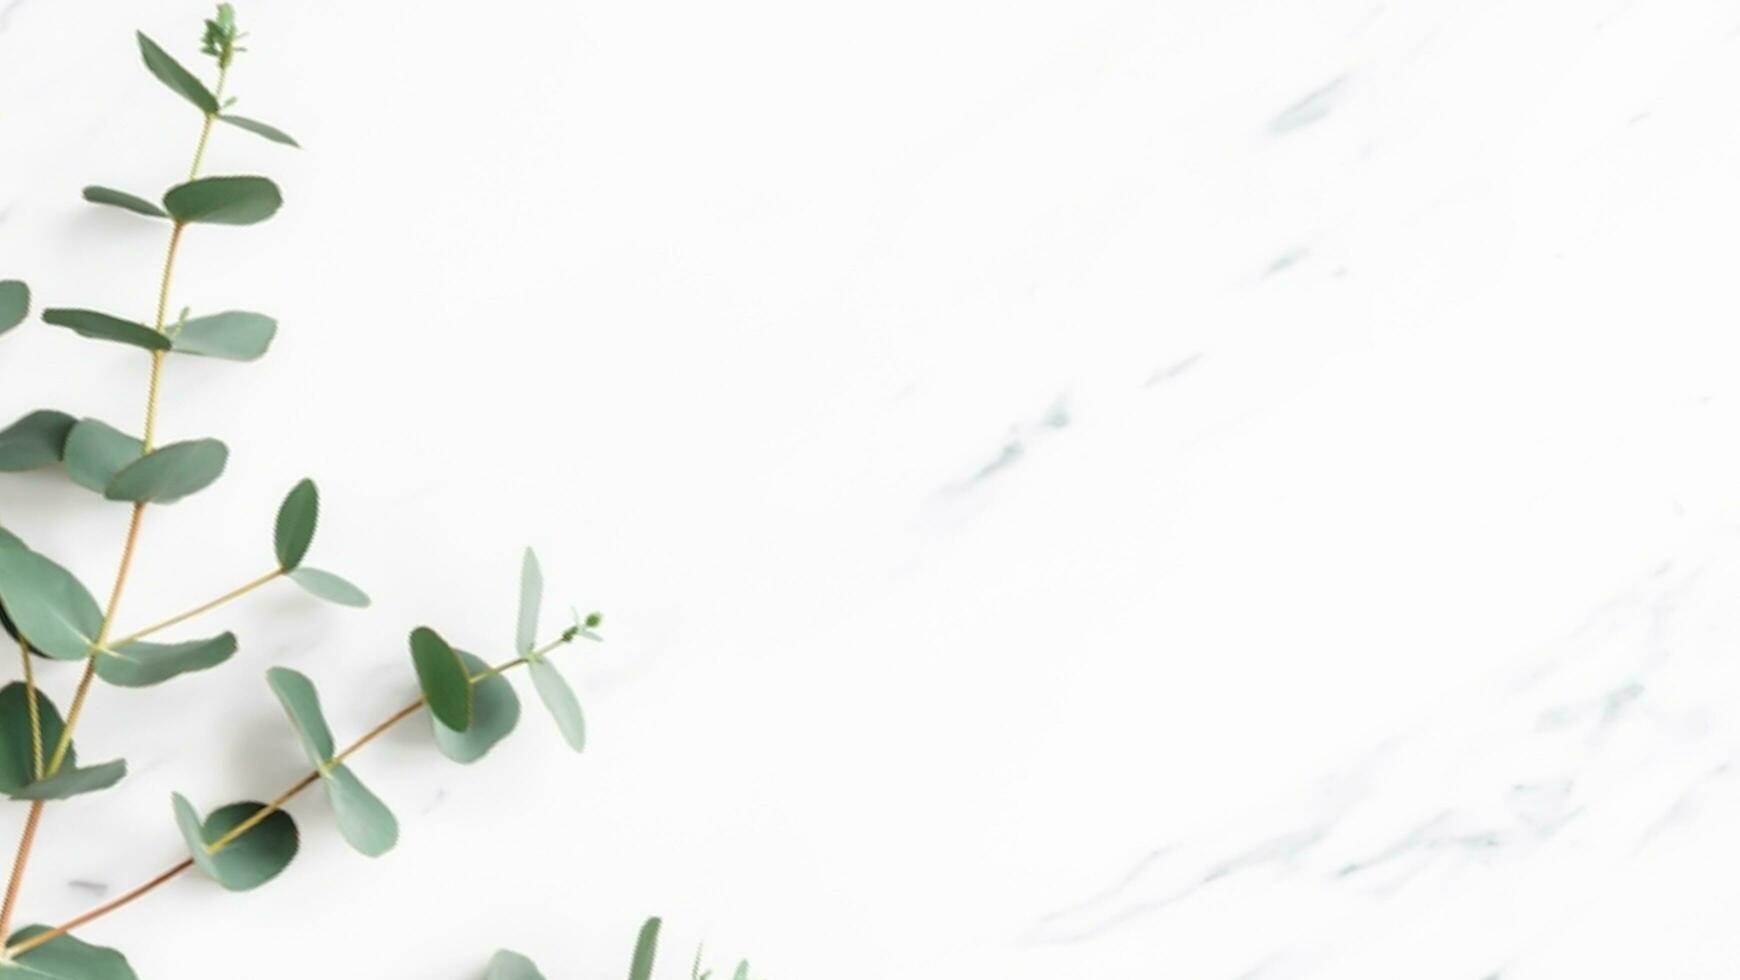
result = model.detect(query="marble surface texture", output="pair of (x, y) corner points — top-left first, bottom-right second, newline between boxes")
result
(3, 0), (1739, 977)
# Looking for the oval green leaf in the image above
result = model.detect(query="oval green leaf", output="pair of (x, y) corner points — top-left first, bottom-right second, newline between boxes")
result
(0, 281), (27, 336)
(0, 548), (102, 660)
(528, 657), (584, 753)
(0, 411), (76, 472)
(287, 567), (369, 607)
(96, 633), (237, 687)
(171, 310), (277, 361)
(174, 795), (299, 892)
(63, 419), (143, 494)
(410, 627), (470, 732)
(628, 917), (662, 980)
(432, 650), (519, 764)
(0, 682), (70, 793)
(104, 438), (228, 504)
(1, 926), (137, 979)
(516, 548), (542, 655)
(217, 114), (299, 147)
(265, 666), (334, 767)
(11, 759), (126, 801)
(136, 32), (218, 113)
(274, 479), (318, 571)
(163, 176), (282, 226)
(323, 763), (397, 857)
(39, 309), (168, 352)
(82, 186), (168, 219)
(488, 951), (547, 980)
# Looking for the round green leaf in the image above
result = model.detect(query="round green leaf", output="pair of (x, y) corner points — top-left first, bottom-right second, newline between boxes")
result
(322, 763), (397, 857)
(274, 479), (318, 570)
(287, 567), (369, 607)
(11, 759), (126, 801)
(0, 411), (76, 472)
(163, 176), (282, 226)
(0, 548), (102, 660)
(410, 627), (470, 732)
(40, 309), (169, 352)
(136, 31), (218, 113)
(528, 657), (585, 753)
(516, 548), (543, 655)
(103, 438), (228, 504)
(488, 951), (546, 980)
(265, 667), (334, 768)
(63, 419), (143, 495)
(96, 633), (237, 687)
(432, 651), (519, 764)
(170, 311), (277, 361)
(0, 682), (70, 793)
(0, 281), (27, 336)
(628, 917), (663, 980)
(1, 926), (137, 979)
(217, 115), (299, 147)
(174, 796), (299, 892)
(82, 186), (168, 219)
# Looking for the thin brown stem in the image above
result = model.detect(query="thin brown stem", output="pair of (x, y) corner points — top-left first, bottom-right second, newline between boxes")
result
(108, 569), (283, 648)
(8, 644), (572, 956)
(17, 641), (39, 782)
(0, 803), (43, 941)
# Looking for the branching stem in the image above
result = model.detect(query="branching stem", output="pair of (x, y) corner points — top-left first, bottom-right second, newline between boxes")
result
(108, 569), (283, 648)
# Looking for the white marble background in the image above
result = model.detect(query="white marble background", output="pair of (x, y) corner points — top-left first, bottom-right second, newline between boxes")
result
(3, 0), (1740, 976)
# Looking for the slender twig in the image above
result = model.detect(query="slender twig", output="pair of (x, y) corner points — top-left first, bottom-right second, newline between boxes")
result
(108, 569), (283, 648)
(17, 641), (39, 782)
(6, 639), (576, 958)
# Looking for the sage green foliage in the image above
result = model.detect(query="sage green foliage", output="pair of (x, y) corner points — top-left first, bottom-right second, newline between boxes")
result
(433, 650), (519, 763)
(266, 666), (399, 856)
(0, 8), (614, 970)
(0, 282), (26, 336)
(174, 794), (298, 891)
(103, 438), (228, 504)
(170, 310), (277, 361)
(274, 479), (318, 570)
(1, 926), (136, 979)
(0, 412), (75, 473)
(411, 626), (471, 731)
(81, 186), (167, 219)
(163, 176), (282, 225)
(629, 917), (663, 980)
(488, 916), (761, 980)
(488, 950), (547, 980)
(40, 309), (169, 352)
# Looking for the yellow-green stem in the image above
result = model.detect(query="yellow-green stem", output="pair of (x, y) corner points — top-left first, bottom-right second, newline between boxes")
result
(108, 569), (283, 648)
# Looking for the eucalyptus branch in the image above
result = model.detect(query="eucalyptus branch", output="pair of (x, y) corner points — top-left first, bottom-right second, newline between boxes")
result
(4, 635), (581, 959)
(108, 568), (282, 647)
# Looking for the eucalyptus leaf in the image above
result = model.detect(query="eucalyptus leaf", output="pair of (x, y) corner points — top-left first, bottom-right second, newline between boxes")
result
(104, 438), (227, 504)
(287, 567), (368, 607)
(0, 682), (69, 793)
(323, 763), (397, 857)
(0, 411), (76, 472)
(96, 633), (237, 687)
(10, 759), (126, 801)
(528, 657), (585, 752)
(516, 548), (542, 655)
(174, 795), (298, 892)
(274, 479), (318, 571)
(0, 281), (27, 336)
(432, 651), (519, 764)
(62, 419), (142, 494)
(137, 31), (219, 113)
(265, 666), (334, 767)
(0, 528), (23, 551)
(82, 186), (168, 219)
(628, 917), (662, 980)
(170, 311), (276, 361)
(734, 963), (750, 980)
(0, 548), (102, 660)
(1, 926), (137, 979)
(39, 309), (168, 352)
(162, 176), (282, 226)
(218, 114), (299, 147)
(409, 626), (470, 732)
(488, 951), (546, 980)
